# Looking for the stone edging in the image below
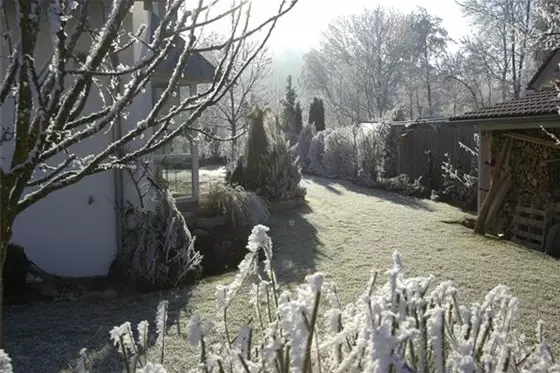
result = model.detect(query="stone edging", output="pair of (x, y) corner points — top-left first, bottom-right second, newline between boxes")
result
(267, 197), (306, 212)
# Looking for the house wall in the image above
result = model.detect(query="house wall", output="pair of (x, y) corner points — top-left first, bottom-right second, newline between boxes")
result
(1, 2), (153, 277)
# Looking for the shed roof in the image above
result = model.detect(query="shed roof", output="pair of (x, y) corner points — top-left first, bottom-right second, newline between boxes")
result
(449, 89), (559, 121)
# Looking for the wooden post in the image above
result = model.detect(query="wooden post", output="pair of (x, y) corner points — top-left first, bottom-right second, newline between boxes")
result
(477, 130), (491, 214)
(474, 137), (512, 235)
(190, 83), (200, 201)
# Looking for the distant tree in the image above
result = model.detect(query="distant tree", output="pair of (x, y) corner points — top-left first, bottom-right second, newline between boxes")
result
(308, 97), (326, 131)
(294, 102), (303, 134)
(302, 6), (413, 122)
(281, 75), (298, 133)
(410, 8), (449, 117)
(457, 0), (535, 99)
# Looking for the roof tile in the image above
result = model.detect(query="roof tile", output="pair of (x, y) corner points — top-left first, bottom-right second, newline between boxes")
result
(450, 89), (560, 121)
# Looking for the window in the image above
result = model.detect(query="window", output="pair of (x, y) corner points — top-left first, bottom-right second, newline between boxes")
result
(152, 84), (197, 199)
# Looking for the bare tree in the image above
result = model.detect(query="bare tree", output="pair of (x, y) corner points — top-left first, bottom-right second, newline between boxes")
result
(212, 41), (271, 161)
(0, 0), (297, 344)
(457, 0), (536, 99)
(302, 6), (413, 124)
(410, 8), (449, 117)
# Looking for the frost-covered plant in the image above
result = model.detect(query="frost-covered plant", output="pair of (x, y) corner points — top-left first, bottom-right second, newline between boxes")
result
(323, 127), (357, 178)
(378, 174), (427, 197)
(308, 130), (329, 176)
(31, 225), (556, 373)
(199, 183), (269, 230)
(291, 123), (315, 173)
(358, 129), (381, 181)
(115, 187), (202, 290)
(378, 122), (401, 178)
(229, 109), (306, 202)
(441, 134), (479, 210)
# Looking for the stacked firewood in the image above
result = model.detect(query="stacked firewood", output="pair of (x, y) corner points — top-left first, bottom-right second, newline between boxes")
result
(492, 129), (560, 237)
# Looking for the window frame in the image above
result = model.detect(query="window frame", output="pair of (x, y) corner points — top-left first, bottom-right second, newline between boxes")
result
(150, 82), (199, 203)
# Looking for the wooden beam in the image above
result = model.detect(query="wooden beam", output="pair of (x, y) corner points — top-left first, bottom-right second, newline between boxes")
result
(475, 138), (512, 234)
(501, 132), (560, 148)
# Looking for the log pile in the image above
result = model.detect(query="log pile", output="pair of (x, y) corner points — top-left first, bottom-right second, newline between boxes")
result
(492, 129), (560, 238)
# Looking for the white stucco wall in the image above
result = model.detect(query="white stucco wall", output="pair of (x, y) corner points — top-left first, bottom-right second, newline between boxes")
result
(1, 3), (152, 277)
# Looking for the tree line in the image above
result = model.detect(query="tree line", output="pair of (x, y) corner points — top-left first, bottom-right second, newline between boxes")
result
(301, 0), (557, 126)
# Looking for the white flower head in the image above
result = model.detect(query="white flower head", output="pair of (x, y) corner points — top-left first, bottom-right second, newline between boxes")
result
(137, 362), (167, 373)
(155, 301), (169, 346)
(77, 348), (88, 373)
(109, 322), (134, 353)
(188, 314), (202, 346)
(0, 350), (12, 373)
(215, 284), (228, 310)
(137, 320), (149, 348)
(307, 272), (324, 292)
(247, 225), (272, 253)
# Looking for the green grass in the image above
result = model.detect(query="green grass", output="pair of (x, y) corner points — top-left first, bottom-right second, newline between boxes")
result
(5, 175), (560, 373)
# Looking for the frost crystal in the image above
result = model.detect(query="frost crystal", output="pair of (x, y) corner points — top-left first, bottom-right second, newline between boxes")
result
(246, 225), (271, 253)
(0, 350), (13, 373)
(187, 314), (202, 346)
(307, 272), (324, 291)
(137, 362), (167, 373)
(137, 320), (149, 348)
(155, 300), (168, 346)
(109, 322), (134, 354)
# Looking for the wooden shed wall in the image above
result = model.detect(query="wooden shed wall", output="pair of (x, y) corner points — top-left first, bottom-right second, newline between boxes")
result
(397, 123), (477, 191)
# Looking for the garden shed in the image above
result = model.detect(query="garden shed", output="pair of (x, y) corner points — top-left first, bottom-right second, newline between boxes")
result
(449, 49), (560, 252)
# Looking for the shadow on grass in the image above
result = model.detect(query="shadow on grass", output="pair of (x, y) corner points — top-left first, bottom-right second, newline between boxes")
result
(306, 175), (435, 212)
(5, 287), (193, 373)
(304, 175), (342, 195)
(267, 203), (326, 285)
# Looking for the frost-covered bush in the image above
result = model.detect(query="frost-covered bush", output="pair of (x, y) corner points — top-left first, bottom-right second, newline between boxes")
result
(441, 134), (478, 210)
(323, 127), (357, 178)
(199, 183), (269, 230)
(358, 129), (380, 181)
(307, 130), (328, 176)
(229, 108), (306, 202)
(379, 174), (427, 197)
(378, 122), (400, 178)
(111, 188), (202, 290)
(57, 225), (560, 373)
(291, 123), (315, 173)
(3, 243), (29, 297)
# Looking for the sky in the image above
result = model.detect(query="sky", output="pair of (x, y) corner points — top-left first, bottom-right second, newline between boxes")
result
(257, 0), (471, 53)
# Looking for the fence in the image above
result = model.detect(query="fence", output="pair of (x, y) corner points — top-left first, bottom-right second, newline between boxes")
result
(396, 121), (477, 191)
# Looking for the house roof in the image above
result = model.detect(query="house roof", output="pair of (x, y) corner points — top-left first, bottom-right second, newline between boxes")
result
(527, 48), (560, 89)
(150, 14), (216, 84)
(449, 89), (559, 121)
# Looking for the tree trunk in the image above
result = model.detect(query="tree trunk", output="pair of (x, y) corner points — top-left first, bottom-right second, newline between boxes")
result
(0, 208), (13, 349)
(231, 123), (237, 162)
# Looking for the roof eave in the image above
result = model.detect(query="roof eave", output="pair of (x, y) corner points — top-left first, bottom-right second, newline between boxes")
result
(449, 113), (560, 130)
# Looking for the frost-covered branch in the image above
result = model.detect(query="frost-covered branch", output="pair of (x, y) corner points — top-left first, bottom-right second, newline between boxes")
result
(0, 0), (299, 230)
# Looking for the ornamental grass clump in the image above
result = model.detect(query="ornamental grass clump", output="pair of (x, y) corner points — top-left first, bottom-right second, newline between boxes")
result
(2, 226), (557, 373)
